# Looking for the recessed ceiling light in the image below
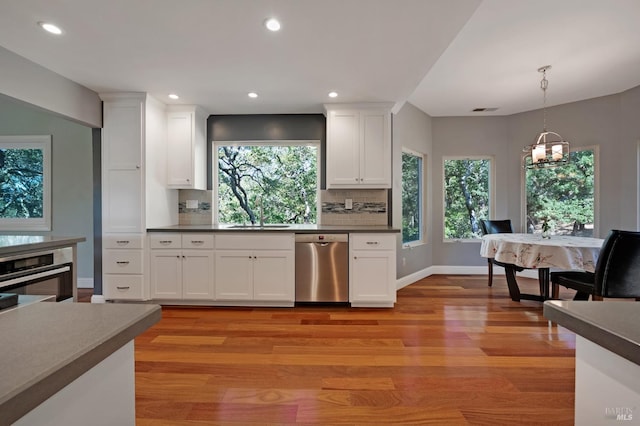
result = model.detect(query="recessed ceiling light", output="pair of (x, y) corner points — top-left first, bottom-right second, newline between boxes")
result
(328, 91), (338, 98)
(248, 92), (258, 98)
(264, 18), (281, 32)
(168, 93), (179, 100)
(38, 21), (63, 35)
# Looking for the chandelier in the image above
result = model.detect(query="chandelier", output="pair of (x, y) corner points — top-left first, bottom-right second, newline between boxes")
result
(523, 65), (570, 169)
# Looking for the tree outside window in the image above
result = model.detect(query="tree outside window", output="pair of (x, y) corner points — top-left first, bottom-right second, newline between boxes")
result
(0, 135), (51, 231)
(402, 149), (424, 245)
(525, 148), (595, 236)
(217, 142), (318, 224)
(443, 157), (491, 239)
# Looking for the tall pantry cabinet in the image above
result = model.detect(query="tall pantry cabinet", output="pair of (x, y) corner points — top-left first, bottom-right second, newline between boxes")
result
(99, 93), (177, 301)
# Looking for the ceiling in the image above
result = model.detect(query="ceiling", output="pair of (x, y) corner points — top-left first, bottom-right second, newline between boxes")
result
(1, 0), (640, 117)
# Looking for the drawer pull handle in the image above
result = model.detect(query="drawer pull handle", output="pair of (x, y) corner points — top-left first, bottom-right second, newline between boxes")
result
(116, 240), (130, 244)
(366, 241), (379, 245)
(116, 261), (130, 265)
(116, 286), (130, 290)
(191, 240), (204, 244)
(159, 240), (173, 244)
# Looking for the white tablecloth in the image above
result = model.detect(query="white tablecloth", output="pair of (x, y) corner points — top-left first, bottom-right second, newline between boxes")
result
(480, 233), (604, 272)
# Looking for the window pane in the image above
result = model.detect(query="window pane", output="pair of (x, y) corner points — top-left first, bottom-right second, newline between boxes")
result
(525, 149), (594, 236)
(444, 158), (490, 239)
(217, 145), (318, 224)
(0, 148), (44, 219)
(402, 151), (422, 244)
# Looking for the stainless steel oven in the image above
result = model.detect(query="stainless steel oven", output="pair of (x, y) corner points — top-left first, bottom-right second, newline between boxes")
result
(0, 248), (73, 302)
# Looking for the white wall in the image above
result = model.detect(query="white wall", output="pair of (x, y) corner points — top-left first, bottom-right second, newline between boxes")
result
(0, 47), (102, 128)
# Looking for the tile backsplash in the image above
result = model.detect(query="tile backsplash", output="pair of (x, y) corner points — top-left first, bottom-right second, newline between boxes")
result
(321, 189), (388, 226)
(179, 189), (212, 225)
(179, 188), (388, 226)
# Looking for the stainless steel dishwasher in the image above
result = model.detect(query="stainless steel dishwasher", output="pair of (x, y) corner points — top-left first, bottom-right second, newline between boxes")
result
(295, 234), (348, 302)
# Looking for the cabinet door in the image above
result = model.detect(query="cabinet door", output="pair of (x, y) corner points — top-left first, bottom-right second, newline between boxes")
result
(326, 110), (360, 187)
(360, 110), (391, 187)
(350, 250), (395, 304)
(150, 250), (182, 299)
(215, 251), (253, 300)
(253, 251), (294, 301)
(182, 250), (214, 299)
(167, 111), (194, 188)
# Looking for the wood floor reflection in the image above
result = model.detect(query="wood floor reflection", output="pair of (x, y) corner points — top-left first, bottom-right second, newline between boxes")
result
(133, 275), (577, 425)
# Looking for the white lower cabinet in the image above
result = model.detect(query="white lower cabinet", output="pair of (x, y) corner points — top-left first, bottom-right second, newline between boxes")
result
(349, 233), (397, 307)
(215, 234), (295, 304)
(103, 234), (146, 301)
(149, 233), (214, 300)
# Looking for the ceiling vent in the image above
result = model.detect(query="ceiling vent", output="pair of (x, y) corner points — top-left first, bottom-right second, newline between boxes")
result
(472, 107), (499, 112)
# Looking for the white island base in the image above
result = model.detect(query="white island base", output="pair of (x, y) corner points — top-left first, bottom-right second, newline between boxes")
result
(575, 336), (640, 424)
(14, 342), (135, 426)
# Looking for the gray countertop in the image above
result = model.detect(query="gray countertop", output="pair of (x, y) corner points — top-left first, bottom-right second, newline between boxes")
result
(147, 224), (399, 233)
(543, 300), (640, 366)
(0, 235), (86, 257)
(0, 302), (161, 425)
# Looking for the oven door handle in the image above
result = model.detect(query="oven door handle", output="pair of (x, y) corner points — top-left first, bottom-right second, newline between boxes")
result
(0, 265), (71, 287)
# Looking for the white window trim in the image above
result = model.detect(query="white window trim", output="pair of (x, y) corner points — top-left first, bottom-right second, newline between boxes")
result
(0, 135), (51, 231)
(442, 155), (494, 242)
(520, 145), (599, 236)
(402, 147), (426, 248)
(213, 140), (321, 225)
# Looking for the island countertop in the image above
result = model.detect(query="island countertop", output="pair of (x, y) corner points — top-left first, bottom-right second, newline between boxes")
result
(0, 302), (161, 425)
(0, 235), (86, 257)
(543, 300), (640, 366)
(147, 224), (400, 233)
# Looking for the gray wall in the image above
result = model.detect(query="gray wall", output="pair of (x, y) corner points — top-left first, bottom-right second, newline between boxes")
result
(392, 102), (433, 277)
(429, 85), (640, 267)
(0, 94), (94, 281)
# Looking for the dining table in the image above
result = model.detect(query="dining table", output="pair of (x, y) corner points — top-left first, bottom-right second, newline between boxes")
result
(480, 233), (604, 302)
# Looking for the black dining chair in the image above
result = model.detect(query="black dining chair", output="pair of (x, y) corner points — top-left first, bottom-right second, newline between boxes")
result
(551, 229), (640, 300)
(479, 219), (524, 287)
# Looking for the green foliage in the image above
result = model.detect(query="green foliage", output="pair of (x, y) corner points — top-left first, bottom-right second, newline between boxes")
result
(526, 149), (594, 236)
(444, 158), (490, 239)
(402, 152), (422, 244)
(218, 145), (317, 224)
(0, 148), (44, 218)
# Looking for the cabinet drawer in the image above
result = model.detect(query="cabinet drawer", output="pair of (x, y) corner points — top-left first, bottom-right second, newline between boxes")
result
(104, 234), (145, 249)
(104, 274), (144, 300)
(182, 234), (214, 249)
(103, 250), (144, 274)
(149, 233), (182, 249)
(350, 234), (396, 251)
(216, 233), (294, 250)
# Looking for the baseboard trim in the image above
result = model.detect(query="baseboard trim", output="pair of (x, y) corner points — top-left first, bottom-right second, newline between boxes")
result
(396, 265), (538, 289)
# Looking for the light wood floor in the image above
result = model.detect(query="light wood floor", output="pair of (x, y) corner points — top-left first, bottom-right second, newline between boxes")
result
(107, 276), (579, 425)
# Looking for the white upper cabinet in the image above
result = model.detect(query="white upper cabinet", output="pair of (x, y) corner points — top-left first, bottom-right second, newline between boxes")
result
(325, 103), (392, 189)
(166, 105), (207, 190)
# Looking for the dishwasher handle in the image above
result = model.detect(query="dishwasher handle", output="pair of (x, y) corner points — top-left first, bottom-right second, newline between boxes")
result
(295, 234), (348, 243)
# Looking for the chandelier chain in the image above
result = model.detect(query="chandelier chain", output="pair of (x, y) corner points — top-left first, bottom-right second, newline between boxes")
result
(540, 69), (548, 132)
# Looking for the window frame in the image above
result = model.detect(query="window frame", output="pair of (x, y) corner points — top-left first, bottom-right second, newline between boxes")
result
(401, 147), (426, 248)
(521, 144), (599, 236)
(0, 135), (52, 231)
(442, 155), (494, 242)
(213, 140), (321, 225)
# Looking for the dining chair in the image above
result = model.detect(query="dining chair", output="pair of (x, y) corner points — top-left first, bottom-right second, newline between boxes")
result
(479, 219), (523, 287)
(551, 229), (640, 300)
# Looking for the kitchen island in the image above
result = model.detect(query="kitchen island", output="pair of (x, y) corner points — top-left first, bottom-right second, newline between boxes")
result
(147, 223), (400, 233)
(543, 301), (640, 424)
(0, 302), (161, 426)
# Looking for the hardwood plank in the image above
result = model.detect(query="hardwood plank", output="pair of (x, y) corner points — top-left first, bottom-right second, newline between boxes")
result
(128, 274), (579, 424)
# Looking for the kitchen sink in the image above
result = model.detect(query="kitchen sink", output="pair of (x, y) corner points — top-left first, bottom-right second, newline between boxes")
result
(227, 224), (290, 229)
